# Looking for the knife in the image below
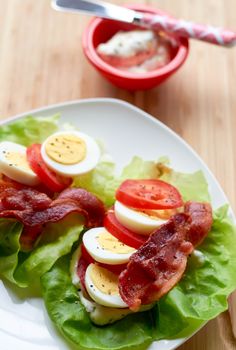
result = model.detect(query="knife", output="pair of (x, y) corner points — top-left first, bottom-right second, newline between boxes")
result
(52, 0), (143, 24)
(52, 0), (236, 47)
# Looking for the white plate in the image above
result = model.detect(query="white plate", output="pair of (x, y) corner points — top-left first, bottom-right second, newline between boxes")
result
(0, 98), (234, 350)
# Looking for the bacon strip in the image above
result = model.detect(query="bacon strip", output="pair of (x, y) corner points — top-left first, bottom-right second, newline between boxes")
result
(185, 201), (213, 246)
(119, 201), (213, 310)
(0, 176), (26, 192)
(58, 188), (105, 228)
(0, 187), (105, 250)
(0, 188), (52, 210)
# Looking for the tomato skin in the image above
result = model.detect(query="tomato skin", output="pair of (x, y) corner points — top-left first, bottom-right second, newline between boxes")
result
(77, 255), (89, 293)
(81, 243), (127, 275)
(81, 243), (95, 264)
(104, 210), (147, 249)
(27, 144), (72, 193)
(116, 179), (183, 210)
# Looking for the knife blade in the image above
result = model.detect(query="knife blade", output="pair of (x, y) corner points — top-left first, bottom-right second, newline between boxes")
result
(52, 0), (236, 47)
(52, 0), (143, 24)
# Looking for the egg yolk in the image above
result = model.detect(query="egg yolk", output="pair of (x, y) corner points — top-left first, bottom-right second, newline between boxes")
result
(45, 134), (87, 165)
(90, 264), (119, 295)
(139, 208), (178, 220)
(5, 152), (33, 172)
(97, 231), (135, 254)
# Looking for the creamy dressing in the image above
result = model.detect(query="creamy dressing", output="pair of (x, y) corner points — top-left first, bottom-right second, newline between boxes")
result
(191, 250), (206, 266)
(122, 42), (170, 73)
(78, 291), (154, 325)
(97, 30), (171, 73)
(97, 30), (157, 58)
(188, 250), (206, 269)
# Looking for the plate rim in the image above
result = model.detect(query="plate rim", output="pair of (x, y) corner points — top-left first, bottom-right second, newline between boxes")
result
(1, 97), (234, 211)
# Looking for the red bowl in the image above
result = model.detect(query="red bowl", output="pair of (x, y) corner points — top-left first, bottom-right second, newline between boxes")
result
(82, 5), (189, 91)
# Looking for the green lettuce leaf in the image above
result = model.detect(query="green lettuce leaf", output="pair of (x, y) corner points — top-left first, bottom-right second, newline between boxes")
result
(160, 168), (211, 202)
(0, 114), (59, 145)
(155, 205), (236, 339)
(14, 224), (83, 287)
(74, 156), (160, 207)
(41, 206), (236, 349)
(0, 219), (23, 283)
(0, 216), (83, 288)
(73, 155), (117, 207)
(41, 255), (155, 350)
(74, 155), (211, 207)
(41, 158), (236, 349)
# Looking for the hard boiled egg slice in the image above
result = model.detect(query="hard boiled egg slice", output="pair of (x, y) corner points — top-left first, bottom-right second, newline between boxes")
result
(41, 131), (100, 177)
(83, 227), (136, 265)
(114, 200), (169, 235)
(0, 141), (40, 186)
(85, 263), (127, 308)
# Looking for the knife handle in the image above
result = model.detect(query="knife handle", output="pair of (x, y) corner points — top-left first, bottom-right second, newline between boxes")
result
(137, 13), (236, 47)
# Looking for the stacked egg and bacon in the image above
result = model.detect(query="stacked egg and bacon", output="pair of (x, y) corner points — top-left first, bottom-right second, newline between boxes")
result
(71, 177), (213, 324)
(0, 130), (100, 191)
(0, 131), (100, 192)
(70, 178), (191, 324)
(0, 131), (105, 250)
(0, 131), (213, 325)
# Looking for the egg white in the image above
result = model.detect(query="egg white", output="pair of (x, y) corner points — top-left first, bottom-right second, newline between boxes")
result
(69, 245), (82, 289)
(0, 141), (40, 186)
(85, 263), (128, 308)
(70, 245), (154, 324)
(83, 227), (135, 265)
(41, 131), (100, 177)
(114, 200), (168, 235)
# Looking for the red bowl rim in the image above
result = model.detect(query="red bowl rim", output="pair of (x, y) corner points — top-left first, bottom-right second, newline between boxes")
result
(82, 4), (189, 81)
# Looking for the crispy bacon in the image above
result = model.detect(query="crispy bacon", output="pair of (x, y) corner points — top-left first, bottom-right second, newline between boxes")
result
(0, 187), (105, 251)
(185, 201), (213, 246)
(0, 175), (54, 197)
(0, 176), (25, 192)
(0, 188), (52, 210)
(119, 201), (213, 310)
(57, 188), (105, 228)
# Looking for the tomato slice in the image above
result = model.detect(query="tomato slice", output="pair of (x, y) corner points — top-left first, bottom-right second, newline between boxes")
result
(81, 243), (127, 275)
(81, 243), (95, 264)
(77, 255), (89, 293)
(27, 144), (72, 193)
(116, 179), (183, 210)
(104, 210), (147, 249)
